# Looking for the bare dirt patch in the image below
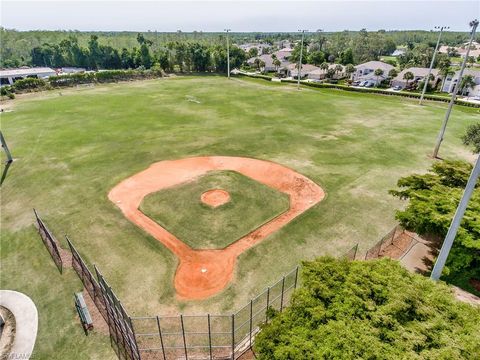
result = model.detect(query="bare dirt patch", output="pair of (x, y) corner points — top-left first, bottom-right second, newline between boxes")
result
(200, 189), (230, 208)
(109, 156), (325, 300)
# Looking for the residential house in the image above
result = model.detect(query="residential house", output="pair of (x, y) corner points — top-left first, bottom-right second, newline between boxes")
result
(273, 48), (293, 62)
(307, 64), (346, 80)
(442, 69), (480, 97)
(247, 54), (289, 72)
(239, 43), (271, 54)
(352, 61), (394, 85)
(287, 64), (320, 79)
(0, 67), (57, 86)
(391, 67), (441, 89)
(391, 49), (406, 56)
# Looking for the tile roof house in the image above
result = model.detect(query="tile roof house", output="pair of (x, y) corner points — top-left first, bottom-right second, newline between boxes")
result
(247, 54), (289, 72)
(307, 64), (346, 80)
(391, 67), (441, 89)
(442, 69), (480, 97)
(287, 63), (320, 78)
(352, 61), (394, 85)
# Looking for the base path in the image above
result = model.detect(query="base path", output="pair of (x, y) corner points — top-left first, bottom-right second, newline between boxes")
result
(109, 156), (325, 299)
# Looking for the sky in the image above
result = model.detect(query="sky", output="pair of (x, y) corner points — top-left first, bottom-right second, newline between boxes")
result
(1, 0), (479, 32)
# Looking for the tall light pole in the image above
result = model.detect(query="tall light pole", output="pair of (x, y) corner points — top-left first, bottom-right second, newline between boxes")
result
(419, 25), (449, 105)
(430, 154), (480, 281)
(432, 19), (478, 158)
(225, 29), (231, 79)
(297, 30), (308, 90)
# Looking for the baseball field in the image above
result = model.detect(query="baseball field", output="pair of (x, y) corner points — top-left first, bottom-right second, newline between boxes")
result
(1, 76), (478, 359)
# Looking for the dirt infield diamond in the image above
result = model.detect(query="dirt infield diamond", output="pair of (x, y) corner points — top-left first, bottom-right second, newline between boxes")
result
(109, 156), (325, 300)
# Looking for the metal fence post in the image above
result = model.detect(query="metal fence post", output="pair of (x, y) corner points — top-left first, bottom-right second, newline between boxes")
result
(265, 287), (270, 323)
(180, 314), (188, 360)
(294, 266), (299, 289)
(280, 276), (286, 311)
(231, 314), (235, 360)
(249, 300), (253, 348)
(156, 316), (166, 360)
(207, 314), (212, 360)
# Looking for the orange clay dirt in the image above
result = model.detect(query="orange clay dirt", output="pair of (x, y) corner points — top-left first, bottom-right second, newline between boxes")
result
(109, 156), (325, 300)
(201, 189), (231, 207)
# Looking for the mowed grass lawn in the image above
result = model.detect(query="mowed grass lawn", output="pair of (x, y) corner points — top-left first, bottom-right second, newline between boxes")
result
(1, 76), (478, 359)
(140, 170), (290, 249)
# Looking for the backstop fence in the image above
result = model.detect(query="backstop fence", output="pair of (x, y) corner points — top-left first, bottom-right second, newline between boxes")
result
(33, 208), (63, 273)
(132, 266), (299, 360)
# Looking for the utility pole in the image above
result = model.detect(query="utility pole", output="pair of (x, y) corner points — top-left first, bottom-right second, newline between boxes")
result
(419, 25), (449, 105)
(430, 154), (480, 280)
(297, 30), (308, 90)
(432, 19), (478, 158)
(225, 29), (231, 79)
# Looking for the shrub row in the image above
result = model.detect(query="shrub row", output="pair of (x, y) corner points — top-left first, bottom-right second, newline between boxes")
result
(1, 69), (165, 97)
(234, 73), (480, 108)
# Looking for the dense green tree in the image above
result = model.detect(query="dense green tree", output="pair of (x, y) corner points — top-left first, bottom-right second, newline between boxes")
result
(388, 68), (398, 78)
(390, 160), (479, 278)
(255, 257), (480, 360)
(308, 51), (325, 66)
(462, 123), (480, 154)
(459, 74), (476, 95)
(374, 68), (384, 83)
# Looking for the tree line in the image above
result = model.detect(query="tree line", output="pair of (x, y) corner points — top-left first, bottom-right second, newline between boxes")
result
(2, 27), (478, 69)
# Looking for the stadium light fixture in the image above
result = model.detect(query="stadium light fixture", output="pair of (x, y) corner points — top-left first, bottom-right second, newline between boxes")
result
(419, 25), (449, 105)
(433, 19), (478, 158)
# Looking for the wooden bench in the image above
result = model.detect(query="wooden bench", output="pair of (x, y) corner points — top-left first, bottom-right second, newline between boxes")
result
(74, 292), (93, 334)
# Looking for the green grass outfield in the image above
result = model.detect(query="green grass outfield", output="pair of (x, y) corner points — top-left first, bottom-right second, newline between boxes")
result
(1, 76), (478, 359)
(140, 170), (290, 249)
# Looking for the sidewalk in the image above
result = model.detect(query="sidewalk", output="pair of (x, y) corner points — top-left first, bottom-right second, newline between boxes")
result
(0, 290), (38, 359)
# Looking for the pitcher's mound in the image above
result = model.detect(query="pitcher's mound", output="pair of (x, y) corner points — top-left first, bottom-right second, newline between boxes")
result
(201, 189), (230, 207)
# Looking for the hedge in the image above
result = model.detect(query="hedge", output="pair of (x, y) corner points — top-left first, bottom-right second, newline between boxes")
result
(235, 73), (480, 108)
(7, 69), (164, 93)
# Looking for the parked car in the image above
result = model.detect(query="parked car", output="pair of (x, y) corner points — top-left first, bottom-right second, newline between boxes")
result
(352, 81), (361, 86)
(358, 81), (367, 87)
(392, 85), (402, 91)
(364, 81), (375, 88)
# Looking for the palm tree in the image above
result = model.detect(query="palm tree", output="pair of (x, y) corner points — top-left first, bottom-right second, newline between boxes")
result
(253, 58), (261, 71)
(459, 74), (476, 96)
(374, 68), (384, 85)
(273, 58), (281, 71)
(439, 67), (454, 91)
(320, 62), (329, 73)
(403, 71), (414, 88)
(388, 68), (398, 79)
(345, 64), (356, 80)
(335, 64), (343, 74)
(259, 60), (266, 73)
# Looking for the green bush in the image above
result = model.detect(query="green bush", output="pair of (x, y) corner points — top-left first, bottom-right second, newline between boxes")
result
(254, 257), (480, 360)
(12, 77), (47, 91)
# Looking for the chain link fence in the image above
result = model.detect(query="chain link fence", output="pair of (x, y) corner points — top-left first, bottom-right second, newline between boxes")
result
(33, 209), (64, 273)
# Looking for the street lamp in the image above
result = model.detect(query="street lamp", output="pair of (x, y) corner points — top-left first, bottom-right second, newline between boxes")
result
(431, 153), (480, 280)
(419, 25), (449, 105)
(432, 19), (478, 158)
(224, 29), (231, 79)
(297, 30), (308, 90)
